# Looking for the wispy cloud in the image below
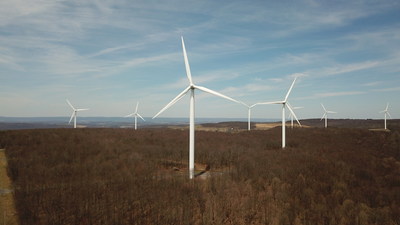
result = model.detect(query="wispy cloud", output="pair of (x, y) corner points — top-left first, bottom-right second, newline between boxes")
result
(297, 91), (366, 100)
(373, 87), (400, 92)
(315, 61), (381, 77)
(362, 81), (383, 87)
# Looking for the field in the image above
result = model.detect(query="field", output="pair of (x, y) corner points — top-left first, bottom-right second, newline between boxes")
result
(0, 122), (400, 224)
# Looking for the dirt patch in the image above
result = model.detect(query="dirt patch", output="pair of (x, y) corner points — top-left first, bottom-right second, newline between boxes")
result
(255, 123), (281, 130)
(0, 149), (18, 225)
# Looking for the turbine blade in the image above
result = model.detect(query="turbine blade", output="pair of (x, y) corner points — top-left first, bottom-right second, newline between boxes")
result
(153, 86), (191, 119)
(66, 99), (75, 110)
(250, 103), (258, 108)
(321, 113), (326, 121)
(77, 108), (89, 111)
(387, 111), (392, 119)
(194, 85), (241, 104)
(181, 37), (193, 85)
(239, 101), (249, 108)
(287, 104), (301, 127)
(135, 102), (139, 113)
(125, 113), (134, 117)
(321, 103), (326, 112)
(386, 103), (389, 111)
(327, 111), (337, 114)
(284, 77), (297, 102)
(69, 112), (74, 124)
(137, 113), (145, 121)
(257, 101), (284, 105)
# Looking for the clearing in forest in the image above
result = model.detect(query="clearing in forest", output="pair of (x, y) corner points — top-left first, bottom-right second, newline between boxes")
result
(0, 149), (18, 225)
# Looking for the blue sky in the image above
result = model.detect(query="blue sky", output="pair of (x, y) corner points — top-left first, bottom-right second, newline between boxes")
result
(1, 0), (399, 120)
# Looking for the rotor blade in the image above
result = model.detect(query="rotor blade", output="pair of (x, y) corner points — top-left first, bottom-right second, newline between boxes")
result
(327, 111), (337, 114)
(69, 112), (74, 124)
(194, 85), (241, 104)
(387, 111), (392, 119)
(153, 86), (191, 119)
(135, 102), (139, 113)
(286, 101), (294, 116)
(287, 104), (301, 127)
(137, 113), (145, 121)
(66, 99), (75, 110)
(385, 103), (389, 111)
(321, 103), (326, 112)
(238, 101), (249, 108)
(284, 77), (297, 102)
(256, 101), (284, 105)
(321, 113), (326, 121)
(124, 113), (134, 117)
(76, 108), (89, 111)
(181, 36), (193, 85)
(286, 102), (294, 111)
(250, 103), (258, 108)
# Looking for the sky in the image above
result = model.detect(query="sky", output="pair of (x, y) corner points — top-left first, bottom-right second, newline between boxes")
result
(1, 0), (400, 120)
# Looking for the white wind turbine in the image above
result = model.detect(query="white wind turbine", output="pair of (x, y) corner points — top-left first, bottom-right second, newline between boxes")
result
(379, 103), (392, 130)
(66, 99), (89, 128)
(258, 77), (301, 148)
(125, 102), (145, 130)
(287, 103), (303, 129)
(240, 102), (258, 131)
(320, 103), (337, 128)
(153, 37), (241, 179)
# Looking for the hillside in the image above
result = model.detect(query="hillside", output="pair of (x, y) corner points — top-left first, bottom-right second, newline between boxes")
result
(0, 127), (399, 225)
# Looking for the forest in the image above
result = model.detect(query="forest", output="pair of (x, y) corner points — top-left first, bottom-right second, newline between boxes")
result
(0, 125), (399, 225)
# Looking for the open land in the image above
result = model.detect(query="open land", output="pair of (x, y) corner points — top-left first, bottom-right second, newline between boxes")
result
(0, 120), (399, 224)
(0, 149), (18, 225)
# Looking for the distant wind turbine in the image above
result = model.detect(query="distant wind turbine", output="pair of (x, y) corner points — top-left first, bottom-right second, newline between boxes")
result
(287, 103), (303, 129)
(125, 102), (145, 130)
(257, 77), (301, 148)
(240, 102), (258, 131)
(66, 99), (89, 128)
(153, 37), (241, 179)
(321, 104), (336, 128)
(379, 103), (392, 130)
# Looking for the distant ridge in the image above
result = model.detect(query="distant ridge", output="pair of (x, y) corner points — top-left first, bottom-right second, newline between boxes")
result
(1, 117), (399, 131)
(0, 117), (279, 130)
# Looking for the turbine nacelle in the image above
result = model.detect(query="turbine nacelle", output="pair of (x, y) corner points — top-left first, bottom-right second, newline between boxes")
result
(125, 102), (145, 130)
(66, 99), (89, 128)
(256, 77), (301, 148)
(320, 104), (336, 128)
(153, 37), (241, 178)
(320, 103), (337, 120)
(379, 103), (392, 118)
(380, 103), (392, 130)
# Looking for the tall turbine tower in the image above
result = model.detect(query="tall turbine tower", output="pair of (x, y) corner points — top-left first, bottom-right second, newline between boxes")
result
(240, 102), (258, 131)
(321, 104), (336, 128)
(258, 78), (300, 148)
(153, 37), (241, 179)
(125, 102), (145, 130)
(66, 99), (89, 128)
(380, 103), (392, 130)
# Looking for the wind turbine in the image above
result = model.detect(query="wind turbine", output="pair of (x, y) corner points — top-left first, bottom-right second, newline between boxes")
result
(257, 77), (301, 148)
(320, 104), (336, 128)
(240, 102), (258, 131)
(379, 103), (392, 130)
(153, 37), (241, 179)
(66, 99), (89, 128)
(287, 103), (303, 129)
(125, 102), (145, 130)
